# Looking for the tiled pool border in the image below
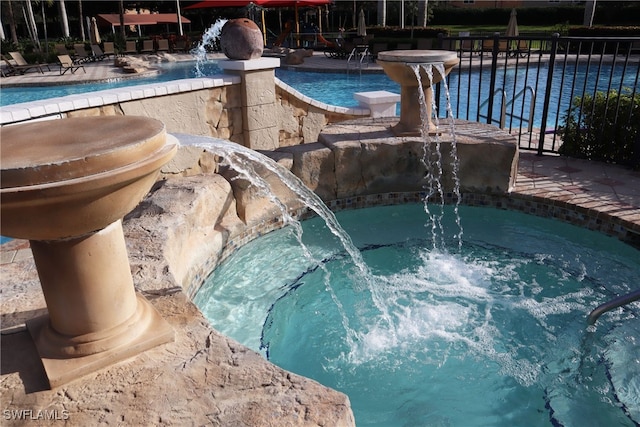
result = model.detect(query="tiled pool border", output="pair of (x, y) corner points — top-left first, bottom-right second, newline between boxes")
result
(2, 187), (638, 298)
(181, 190), (639, 299)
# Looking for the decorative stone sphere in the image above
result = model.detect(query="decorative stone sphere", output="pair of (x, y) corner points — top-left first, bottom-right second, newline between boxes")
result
(220, 18), (264, 60)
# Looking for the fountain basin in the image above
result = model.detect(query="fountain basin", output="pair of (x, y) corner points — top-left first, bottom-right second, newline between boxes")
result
(1, 116), (176, 240)
(377, 50), (459, 136)
(0, 116), (177, 387)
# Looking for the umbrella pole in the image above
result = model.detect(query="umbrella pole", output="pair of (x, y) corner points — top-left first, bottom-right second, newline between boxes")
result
(176, 0), (183, 36)
(295, 4), (300, 47)
(262, 9), (266, 46)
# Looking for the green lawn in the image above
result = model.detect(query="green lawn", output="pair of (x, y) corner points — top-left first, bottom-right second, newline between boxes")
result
(437, 25), (560, 36)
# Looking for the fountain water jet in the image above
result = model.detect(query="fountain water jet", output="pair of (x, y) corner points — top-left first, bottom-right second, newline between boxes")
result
(192, 19), (227, 76)
(1, 116), (178, 388)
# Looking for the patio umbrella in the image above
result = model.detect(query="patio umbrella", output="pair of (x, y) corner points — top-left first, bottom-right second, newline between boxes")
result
(184, 0), (255, 8)
(185, 0), (332, 47)
(357, 8), (366, 37)
(506, 8), (518, 37)
(90, 17), (101, 45)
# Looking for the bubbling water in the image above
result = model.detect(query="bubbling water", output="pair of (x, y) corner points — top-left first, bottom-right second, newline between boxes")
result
(198, 203), (639, 426)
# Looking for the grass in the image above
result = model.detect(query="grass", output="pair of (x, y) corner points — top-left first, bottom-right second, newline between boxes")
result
(439, 25), (560, 36)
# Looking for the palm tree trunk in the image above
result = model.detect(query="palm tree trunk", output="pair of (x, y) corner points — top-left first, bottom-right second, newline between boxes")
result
(583, 0), (596, 27)
(377, 0), (386, 27)
(79, 0), (86, 40)
(418, 0), (429, 27)
(7, 0), (19, 43)
(41, 0), (49, 55)
(24, 0), (41, 49)
(119, 0), (125, 42)
(58, 0), (69, 38)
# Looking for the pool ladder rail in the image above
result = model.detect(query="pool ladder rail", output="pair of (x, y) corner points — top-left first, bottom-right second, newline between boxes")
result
(587, 288), (640, 325)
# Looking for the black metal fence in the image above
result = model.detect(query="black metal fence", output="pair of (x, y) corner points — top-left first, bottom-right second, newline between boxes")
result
(434, 33), (640, 159)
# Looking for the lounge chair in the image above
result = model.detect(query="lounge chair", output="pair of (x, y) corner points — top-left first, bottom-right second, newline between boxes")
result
(102, 42), (117, 58)
(90, 44), (108, 61)
(73, 44), (92, 63)
(2, 55), (22, 76)
(6, 52), (46, 74)
(124, 40), (138, 55)
(54, 43), (71, 56)
(481, 39), (508, 56)
(416, 38), (433, 50)
(508, 39), (530, 58)
(370, 42), (388, 59)
(57, 55), (86, 75)
(174, 38), (187, 52)
(141, 40), (155, 53)
(157, 39), (170, 52)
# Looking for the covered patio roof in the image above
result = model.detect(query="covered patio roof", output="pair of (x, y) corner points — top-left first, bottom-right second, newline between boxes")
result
(97, 14), (191, 27)
(184, 0), (331, 9)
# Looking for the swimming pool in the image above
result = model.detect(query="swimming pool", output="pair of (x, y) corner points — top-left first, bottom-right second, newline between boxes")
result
(2, 60), (636, 129)
(194, 203), (640, 427)
(0, 61), (222, 106)
(0, 60), (393, 109)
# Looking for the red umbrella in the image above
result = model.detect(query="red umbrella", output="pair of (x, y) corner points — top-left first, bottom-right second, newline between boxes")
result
(185, 0), (331, 8)
(259, 0), (331, 5)
(184, 0), (255, 9)
(185, 0), (333, 47)
(259, 0), (332, 45)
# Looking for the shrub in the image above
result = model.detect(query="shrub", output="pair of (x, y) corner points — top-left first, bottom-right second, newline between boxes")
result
(559, 89), (640, 168)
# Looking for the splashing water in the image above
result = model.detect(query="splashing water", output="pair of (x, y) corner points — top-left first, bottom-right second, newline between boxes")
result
(410, 63), (464, 252)
(192, 19), (228, 76)
(175, 134), (402, 350)
(181, 60), (469, 363)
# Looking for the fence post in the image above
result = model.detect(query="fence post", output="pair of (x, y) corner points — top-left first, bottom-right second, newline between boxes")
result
(486, 32), (500, 125)
(537, 33), (560, 155)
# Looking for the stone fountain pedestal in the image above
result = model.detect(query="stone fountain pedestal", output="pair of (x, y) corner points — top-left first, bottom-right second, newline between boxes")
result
(1, 116), (178, 388)
(377, 50), (459, 136)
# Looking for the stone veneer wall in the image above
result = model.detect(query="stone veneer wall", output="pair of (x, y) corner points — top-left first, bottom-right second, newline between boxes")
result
(68, 85), (246, 144)
(149, 130), (635, 304)
(151, 177), (640, 302)
(1, 76), (369, 149)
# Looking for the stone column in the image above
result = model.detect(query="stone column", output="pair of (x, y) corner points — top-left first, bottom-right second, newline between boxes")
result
(219, 58), (281, 150)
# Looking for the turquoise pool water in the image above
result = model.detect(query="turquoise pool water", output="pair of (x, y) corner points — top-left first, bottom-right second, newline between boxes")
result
(194, 204), (640, 427)
(3, 60), (637, 129)
(0, 61), (222, 106)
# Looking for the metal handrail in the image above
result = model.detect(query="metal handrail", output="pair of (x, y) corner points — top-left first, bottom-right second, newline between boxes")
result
(587, 288), (640, 325)
(478, 88), (506, 128)
(346, 45), (370, 73)
(479, 86), (537, 131)
(505, 86), (536, 133)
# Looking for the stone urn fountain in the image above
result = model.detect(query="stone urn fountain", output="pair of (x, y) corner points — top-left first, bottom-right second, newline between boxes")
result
(220, 18), (264, 60)
(377, 50), (459, 136)
(1, 116), (178, 388)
